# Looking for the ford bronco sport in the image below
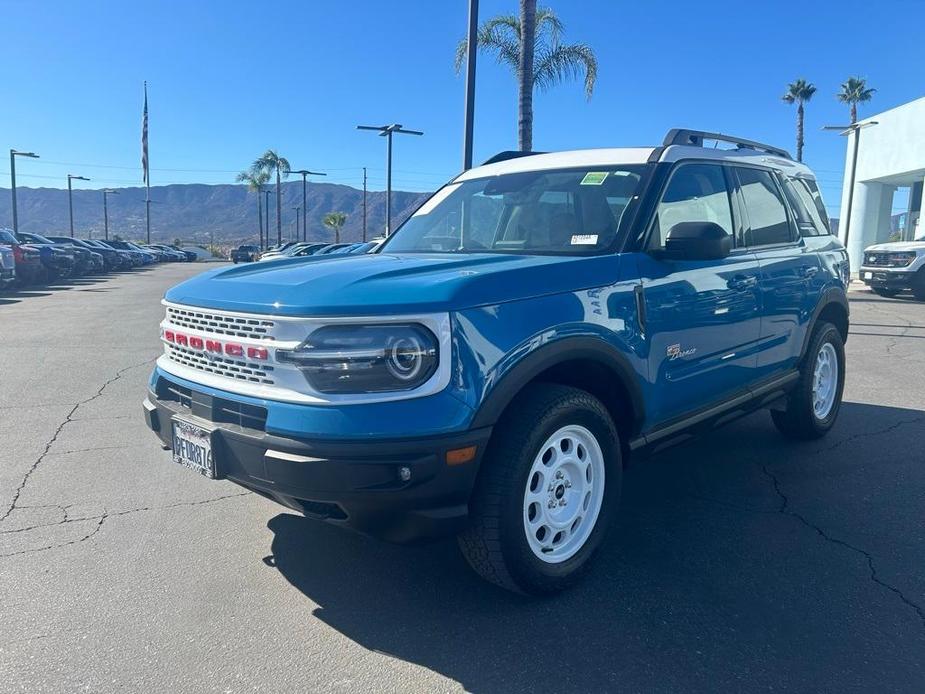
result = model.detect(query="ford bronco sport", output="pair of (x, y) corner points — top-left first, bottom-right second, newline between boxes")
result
(143, 129), (850, 594)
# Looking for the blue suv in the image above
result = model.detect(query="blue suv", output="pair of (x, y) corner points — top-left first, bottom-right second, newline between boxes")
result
(143, 130), (850, 594)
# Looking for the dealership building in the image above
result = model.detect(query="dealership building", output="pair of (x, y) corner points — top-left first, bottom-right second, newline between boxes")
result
(837, 96), (925, 271)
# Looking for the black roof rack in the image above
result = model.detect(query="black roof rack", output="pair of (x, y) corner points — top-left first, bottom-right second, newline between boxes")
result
(481, 150), (547, 166)
(663, 129), (792, 160)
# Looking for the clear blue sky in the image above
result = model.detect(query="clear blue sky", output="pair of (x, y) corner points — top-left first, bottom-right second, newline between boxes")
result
(1, 0), (923, 215)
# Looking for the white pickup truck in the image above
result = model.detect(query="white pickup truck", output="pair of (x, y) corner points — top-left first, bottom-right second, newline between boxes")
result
(860, 239), (925, 300)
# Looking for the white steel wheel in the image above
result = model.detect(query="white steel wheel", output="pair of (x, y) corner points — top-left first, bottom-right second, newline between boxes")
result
(523, 424), (605, 564)
(812, 342), (838, 420)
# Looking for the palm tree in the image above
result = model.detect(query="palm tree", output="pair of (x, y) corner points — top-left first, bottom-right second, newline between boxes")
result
(837, 77), (876, 124)
(455, 3), (597, 152)
(236, 169), (270, 248)
(782, 79), (817, 162)
(322, 212), (347, 244)
(252, 150), (290, 245)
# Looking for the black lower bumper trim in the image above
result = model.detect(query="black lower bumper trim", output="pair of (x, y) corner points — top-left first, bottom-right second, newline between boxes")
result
(144, 389), (490, 543)
(862, 271), (914, 289)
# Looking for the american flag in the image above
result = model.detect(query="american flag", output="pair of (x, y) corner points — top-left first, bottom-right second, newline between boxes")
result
(141, 82), (149, 184)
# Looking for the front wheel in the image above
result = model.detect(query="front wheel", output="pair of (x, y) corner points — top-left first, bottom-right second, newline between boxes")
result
(458, 383), (621, 594)
(912, 270), (925, 301)
(771, 321), (845, 440)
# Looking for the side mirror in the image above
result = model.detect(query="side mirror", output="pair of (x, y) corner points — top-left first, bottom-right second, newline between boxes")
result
(661, 221), (732, 261)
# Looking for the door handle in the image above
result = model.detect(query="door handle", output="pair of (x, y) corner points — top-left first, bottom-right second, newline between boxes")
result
(727, 274), (757, 291)
(801, 266), (819, 278)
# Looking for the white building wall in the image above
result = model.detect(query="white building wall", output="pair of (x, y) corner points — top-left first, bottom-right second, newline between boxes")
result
(838, 96), (925, 271)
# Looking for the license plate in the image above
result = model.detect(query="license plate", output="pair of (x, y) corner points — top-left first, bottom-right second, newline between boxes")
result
(171, 418), (216, 478)
(863, 272), (872, 280)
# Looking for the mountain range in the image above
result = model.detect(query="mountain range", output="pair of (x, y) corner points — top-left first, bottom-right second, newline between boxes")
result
(0, 181), (432, 246)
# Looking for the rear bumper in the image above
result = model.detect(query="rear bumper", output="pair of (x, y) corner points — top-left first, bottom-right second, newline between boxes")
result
(859, 267), (915, 289)
(143, 378), (490, 543)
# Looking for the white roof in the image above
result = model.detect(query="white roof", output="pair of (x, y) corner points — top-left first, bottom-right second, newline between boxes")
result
(454, 144), (817, 181)
(454, 148), (655, 181)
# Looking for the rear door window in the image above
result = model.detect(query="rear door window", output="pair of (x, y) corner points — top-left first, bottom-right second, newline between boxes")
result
(735, 167), (795, 246)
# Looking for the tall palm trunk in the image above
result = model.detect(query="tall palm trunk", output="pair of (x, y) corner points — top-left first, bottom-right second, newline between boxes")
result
(796, 101), (805, 162)
(517, 0), (537, 151)
(850, 102), (857, 124)
(275, 167), (282, 245)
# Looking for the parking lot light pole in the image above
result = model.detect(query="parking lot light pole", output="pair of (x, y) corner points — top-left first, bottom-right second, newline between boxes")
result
(293, 206), (301, 242)
(263, 189), (271, 249)
(462, 0), (479, 170)
(102, 189), (119, 240)
(67, 174), (90, 237)
(357, 124), (423, 236)
(823, 121), (878, 253)
(290, 169), (326, 241)
(9, 149), (40, 233)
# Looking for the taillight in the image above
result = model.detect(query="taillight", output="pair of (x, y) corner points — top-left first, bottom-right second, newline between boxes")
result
(11, 245), (24, 262)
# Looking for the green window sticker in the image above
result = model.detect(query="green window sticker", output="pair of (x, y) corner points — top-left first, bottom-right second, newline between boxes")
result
(580, 172), (609, 185)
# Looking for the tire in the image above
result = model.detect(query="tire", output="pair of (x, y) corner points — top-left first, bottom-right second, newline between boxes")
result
(458, 383), (622, 594)
(771, 321), (845, 440)
(912, 270), (925, 301)
(873, 288), (901, 298)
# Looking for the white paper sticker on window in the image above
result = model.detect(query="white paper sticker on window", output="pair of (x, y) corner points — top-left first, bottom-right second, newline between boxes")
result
(413, 183), (460, 216)
(571, 234), (598, 245)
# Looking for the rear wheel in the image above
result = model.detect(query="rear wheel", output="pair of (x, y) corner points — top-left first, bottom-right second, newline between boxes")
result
(458, 383), (621, 594)
(771, 321), (845, 440)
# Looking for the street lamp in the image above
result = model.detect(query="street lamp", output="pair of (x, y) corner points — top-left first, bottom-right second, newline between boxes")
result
(67, 174), (90, 237)
(102, 189), (120, 240)
(290, 169), (326, 241)
(292, 206), (301, 242)
(9, 149), (40, 233)
(357, 123), (423, 235)
(823, 121), (879, 253)
(263, 189), (271, 249)
(462, 0), (479, 170)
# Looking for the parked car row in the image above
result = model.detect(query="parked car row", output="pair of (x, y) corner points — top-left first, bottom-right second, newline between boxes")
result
(0, 228), (196, 288)
(233, 240), (381, 263)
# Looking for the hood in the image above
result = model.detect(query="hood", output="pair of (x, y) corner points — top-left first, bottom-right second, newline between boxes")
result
(165, 252), (623, 316)
(865, 241), (925, 252)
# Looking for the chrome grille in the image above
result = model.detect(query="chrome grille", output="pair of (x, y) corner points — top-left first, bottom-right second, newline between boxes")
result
(166, 306), (276, 340)
(165, 343), (275, 384)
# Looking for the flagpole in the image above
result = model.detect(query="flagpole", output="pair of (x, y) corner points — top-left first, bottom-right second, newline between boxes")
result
(143, 81), (151, 243)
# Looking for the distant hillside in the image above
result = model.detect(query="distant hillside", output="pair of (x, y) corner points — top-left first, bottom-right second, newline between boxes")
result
(0, 181), (432, 245)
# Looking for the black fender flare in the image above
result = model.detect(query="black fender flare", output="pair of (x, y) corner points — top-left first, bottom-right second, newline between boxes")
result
(800, 287), (850, 360)
(469, 336), (645, 435)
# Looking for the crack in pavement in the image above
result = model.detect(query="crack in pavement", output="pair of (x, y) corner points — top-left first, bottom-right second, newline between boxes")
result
(815, 415), (925, 454)
(0, 357), (157, 524)
(762, 464), (925, 630)
(0, 491), (250, 558)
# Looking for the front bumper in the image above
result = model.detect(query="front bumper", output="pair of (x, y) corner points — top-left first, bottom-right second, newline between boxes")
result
(859, 267), (915, 289)
(143, 375), (490, 543)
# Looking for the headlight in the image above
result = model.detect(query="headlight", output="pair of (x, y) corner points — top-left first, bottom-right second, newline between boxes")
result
(277, 324), (439, 394)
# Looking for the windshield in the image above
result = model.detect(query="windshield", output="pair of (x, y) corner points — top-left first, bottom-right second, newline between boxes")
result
(381, 165), (647, 255)
(23, 232), (55, 244)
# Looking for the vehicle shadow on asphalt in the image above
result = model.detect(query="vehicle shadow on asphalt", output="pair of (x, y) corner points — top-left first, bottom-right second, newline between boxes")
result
(265, 402), (925, 693)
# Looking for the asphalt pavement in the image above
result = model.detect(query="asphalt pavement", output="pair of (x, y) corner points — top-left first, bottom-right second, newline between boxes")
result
(1, 265), (923, 693)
